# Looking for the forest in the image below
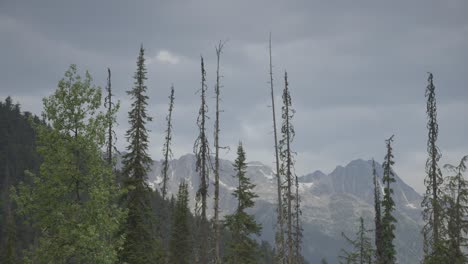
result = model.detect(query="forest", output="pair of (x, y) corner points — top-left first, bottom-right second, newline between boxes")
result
(0, 38), (466, 264)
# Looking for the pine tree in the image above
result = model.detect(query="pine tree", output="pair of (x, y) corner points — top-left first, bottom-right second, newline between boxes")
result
(161, 85), (175, 200)
(443, 156), (468, 263)
(104, 67), (120, 166)
(224, 142), (262, 264)
(13, 64), (125, 263)
(120, 45), (165, 263)
(373, 159), (383, 263)
(213, 41), (226, 264)
(381, 135), (397, 264)
(3, 206), (17, 264)
(269, 34), (285, 264)
(279, 71), (302, 263)
(169, 181), (192, 264)
(193, 56), (211, 263)
(339, 217), (374, 264)
(421, 73), (446, 263)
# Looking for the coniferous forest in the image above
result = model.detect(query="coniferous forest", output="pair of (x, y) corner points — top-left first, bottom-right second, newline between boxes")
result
(1, 3), (467, 264)
(1, 39), (467, 264)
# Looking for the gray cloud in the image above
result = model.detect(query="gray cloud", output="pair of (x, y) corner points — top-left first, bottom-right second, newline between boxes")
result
(1, 0), (467, 193)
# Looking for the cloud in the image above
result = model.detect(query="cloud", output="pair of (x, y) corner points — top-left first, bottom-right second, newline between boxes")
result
(148, 50), (182, 65)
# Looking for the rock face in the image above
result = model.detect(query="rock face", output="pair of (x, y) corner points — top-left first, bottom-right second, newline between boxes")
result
(146, 154), (423, 264)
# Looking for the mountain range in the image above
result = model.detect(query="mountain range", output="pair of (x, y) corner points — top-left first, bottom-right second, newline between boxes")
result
(138, 154), (423, 263)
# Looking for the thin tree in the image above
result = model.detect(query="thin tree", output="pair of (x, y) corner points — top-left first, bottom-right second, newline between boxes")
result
(169, 181), (192, 264)
(421, 73), (445, 262)
(279, 71), (302, 263)
(339, 217), (374, 264)
(104, 68), (120, 166)
(373, 159), (383, 263)
(443, 156), (468, 263)
(224, 142), (262, 264)
(381, 135), (397, 264)
(193, 56), (211, 264)
(120, 45), (164, 263)
(161, 85), (175, 201)
(269, 34), (285, 264)
(213, 40), (226, 264)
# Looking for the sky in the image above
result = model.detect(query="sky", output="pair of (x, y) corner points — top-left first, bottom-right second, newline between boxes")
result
(1, 0), (467, 193)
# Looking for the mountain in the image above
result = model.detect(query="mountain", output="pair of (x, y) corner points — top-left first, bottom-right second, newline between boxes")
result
(144, 154), (423, 264)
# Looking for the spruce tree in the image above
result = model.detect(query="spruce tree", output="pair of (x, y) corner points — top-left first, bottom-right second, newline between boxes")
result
(3, 206), (17, 264)
(224, 142), (262, 264)
(443, 156), (468, 263)
(193, 56), (211, 263)
(169, 181), (192, 264)
(268, 34), (285, 263)
(373, 159), (383, 263)
(13, 64), (125, 263)
(340, 217), (374, 264)
(421, 73), (446, 263)
(279, 71), (302, 263)
(161, 85), (175, 200)
(104, 68), (120, 166)
(120, 45), (164, 263)
(381, 135), (397, 264)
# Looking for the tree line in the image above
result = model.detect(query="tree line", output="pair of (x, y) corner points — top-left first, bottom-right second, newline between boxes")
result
(336, 73), (467, 264)
(1, 37), (304, 264)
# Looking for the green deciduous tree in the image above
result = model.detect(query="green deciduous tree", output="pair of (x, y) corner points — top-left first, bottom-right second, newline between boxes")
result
(224, 142), (262, 264)
(13, 64), (125, 263)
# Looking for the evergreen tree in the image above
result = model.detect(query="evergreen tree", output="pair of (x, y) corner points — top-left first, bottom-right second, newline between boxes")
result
(3, 206), (17, 264)
(279, 71), (303, 263)
(339, 217), (373, 264)
(269, 34), (285, 264)
(161, 85), (175, 200)
(104, 68), (120, 166)
(13, 64), (125, 263)
(193, 56), (211, 263)
(421, 73), (446, 263)
(169, 181), (192, 264)
(224, 143), (262, 264)
(373, 159), (383, 263)
(381, 135), (397, 264)
(442, 156), (468, 263)
(120, 45), (165, 263)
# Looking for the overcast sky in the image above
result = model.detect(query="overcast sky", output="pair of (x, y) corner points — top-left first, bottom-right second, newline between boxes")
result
(1, 0), (467, 193)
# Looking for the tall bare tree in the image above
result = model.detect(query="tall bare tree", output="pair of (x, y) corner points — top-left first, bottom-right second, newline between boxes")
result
(213, 40), (226, 264)
(373, 159), (383, 263)
(194, 56), (211, 264)
(161, 85), (175, 201)
(269, 34), (285, 263)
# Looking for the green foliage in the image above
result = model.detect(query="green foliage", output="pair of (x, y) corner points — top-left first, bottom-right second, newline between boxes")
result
(442, 156), (468, 263)
(224, 143), (262, 264)
(12, 64), (125, 263)
(339, 217), (373, 264)
(169, 181), (192, 264)
(421, 73), (446, 262)
(381, 136), (396, 264)
(119, 45), (165, 264)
